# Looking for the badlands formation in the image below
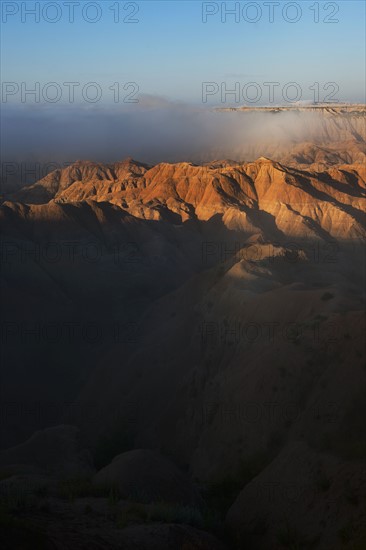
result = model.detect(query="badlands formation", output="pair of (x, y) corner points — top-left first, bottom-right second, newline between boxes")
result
(7, 156), (366, 240)
(0, 107), (365, 549)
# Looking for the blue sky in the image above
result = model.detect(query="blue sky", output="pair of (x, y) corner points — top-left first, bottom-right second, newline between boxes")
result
(1, 0), (365, 104)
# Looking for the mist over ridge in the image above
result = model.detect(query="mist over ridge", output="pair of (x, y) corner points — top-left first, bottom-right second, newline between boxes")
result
(2, 100), (365, 173)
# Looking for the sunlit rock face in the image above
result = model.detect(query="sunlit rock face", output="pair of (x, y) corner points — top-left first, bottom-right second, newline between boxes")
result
(7, 154), (366, 241)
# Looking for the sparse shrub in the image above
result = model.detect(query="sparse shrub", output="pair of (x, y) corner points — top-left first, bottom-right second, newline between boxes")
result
(321, 292), (334, 301)
(58, 477), (109, 501)
(58, 478), (91, 501)
(115, 502), (204, 529)
(116, 503), (148, 528)
(116, 509), (129, 529)
(2, 489), (36, 513)
(148, 502), (203, 527)
(127, 503), (149, 521)
(108, 486), (120, 507)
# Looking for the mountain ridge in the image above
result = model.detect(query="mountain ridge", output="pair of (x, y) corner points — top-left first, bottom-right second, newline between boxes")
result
(7, 156), (366, 242)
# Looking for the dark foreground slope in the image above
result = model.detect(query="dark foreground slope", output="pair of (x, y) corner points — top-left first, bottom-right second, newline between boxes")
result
(0, 153), (365, 549)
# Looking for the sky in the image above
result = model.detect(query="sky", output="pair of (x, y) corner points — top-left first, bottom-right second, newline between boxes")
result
(1, 0), (365, 104)
(0, 1), (365, 167)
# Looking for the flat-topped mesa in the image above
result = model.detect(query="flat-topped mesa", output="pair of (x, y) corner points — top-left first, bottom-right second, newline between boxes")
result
(215, 104), (366, 151)
(216, 103), (366, 114)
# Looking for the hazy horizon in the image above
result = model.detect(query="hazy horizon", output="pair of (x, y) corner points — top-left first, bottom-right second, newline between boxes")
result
(1, 0), (365, 169)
